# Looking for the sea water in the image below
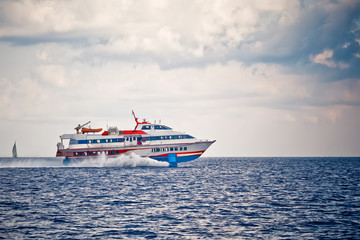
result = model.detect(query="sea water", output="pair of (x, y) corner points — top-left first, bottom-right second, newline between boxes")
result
(0, 157), (359, 239)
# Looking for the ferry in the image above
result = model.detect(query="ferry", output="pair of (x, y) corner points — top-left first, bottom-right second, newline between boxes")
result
(56, 112), (215, 167)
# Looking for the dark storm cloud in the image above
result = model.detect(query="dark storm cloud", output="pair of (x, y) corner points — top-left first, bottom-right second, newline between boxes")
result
(0, 0), (359, 77)
(233, 1), (360, 80)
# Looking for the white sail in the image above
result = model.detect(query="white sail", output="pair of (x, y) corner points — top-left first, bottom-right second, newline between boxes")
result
(12, 142), (18, 158)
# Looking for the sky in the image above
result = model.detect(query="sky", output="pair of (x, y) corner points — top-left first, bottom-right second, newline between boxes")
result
(1, 0), (360, 157)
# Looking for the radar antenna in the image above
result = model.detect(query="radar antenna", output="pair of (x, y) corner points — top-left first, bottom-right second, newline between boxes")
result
(75, 121), (91, 134)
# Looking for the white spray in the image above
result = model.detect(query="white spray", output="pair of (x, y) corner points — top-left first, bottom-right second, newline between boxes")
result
(67, 152), (169, 167)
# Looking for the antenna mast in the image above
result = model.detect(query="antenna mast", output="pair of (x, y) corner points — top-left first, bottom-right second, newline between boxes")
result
(132, 110), (140, 130)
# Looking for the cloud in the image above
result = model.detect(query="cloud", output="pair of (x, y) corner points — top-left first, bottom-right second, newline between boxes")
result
(310, 49), (349, 69)
(0, 1), (311, 63)
(0, 0), (359, 73)
(3, 57), (358, 124)
(36, 64), (69, 87)
(323, 106), (343, 124)
(0, 77), (50, 120)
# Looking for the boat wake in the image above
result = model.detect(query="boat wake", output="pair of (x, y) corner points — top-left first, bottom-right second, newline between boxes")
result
(0, 153), (169, 168)
(67, 153), (169, 168)
(0, 157), (63, 168)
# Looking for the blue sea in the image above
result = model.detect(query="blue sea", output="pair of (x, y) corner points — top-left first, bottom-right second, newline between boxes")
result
(0, 157), (359, 239)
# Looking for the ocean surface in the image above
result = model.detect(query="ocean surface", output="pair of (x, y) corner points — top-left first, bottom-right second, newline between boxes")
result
(0, 157), (359, 239)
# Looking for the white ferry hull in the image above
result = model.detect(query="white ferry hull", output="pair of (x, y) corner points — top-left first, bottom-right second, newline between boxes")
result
(60, 140), (215, 167)
(57, 112), (215, 167)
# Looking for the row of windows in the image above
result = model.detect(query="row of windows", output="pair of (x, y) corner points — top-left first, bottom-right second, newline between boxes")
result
(72, 147), (187, 157)
(75, 138), (125, 144)
(74, 150), (122, 156)
(76, 137), (139, 144)
(151, 146), (188, 152)
(141, 125), (172, 130)
(72, 135), (194, 145)
(145, 135), (193, 141)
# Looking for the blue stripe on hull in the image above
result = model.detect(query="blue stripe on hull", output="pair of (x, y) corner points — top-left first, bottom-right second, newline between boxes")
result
(150, 155), (201, 163)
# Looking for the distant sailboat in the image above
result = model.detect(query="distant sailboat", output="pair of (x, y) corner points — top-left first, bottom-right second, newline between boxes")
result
(12, 141), (18, 158)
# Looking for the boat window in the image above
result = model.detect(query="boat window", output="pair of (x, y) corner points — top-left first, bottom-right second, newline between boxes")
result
(153, 125), (172, 130)
(141, 125), (151, 130)
(184, 147), (187, 150)
(180, 147), (183, 151)
(175, 147), (178, 151)
(170, 148), (173, 151)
